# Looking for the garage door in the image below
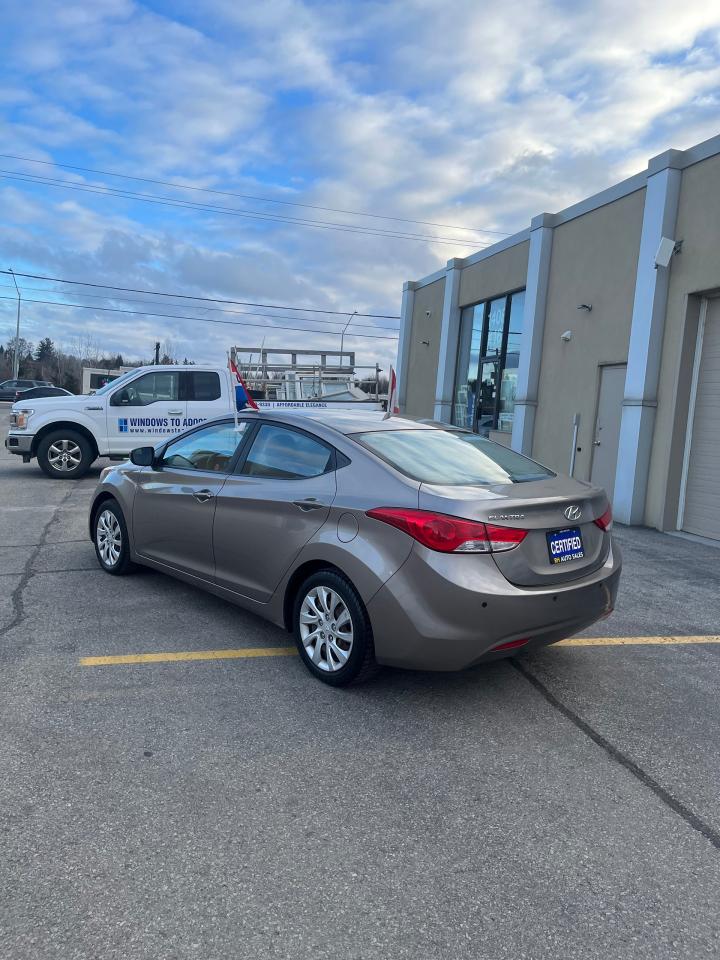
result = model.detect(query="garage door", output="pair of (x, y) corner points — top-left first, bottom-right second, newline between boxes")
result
(681, 298), (720, 540)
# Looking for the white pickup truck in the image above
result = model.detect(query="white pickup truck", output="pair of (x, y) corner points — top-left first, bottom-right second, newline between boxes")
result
(5, 364), (383, 479)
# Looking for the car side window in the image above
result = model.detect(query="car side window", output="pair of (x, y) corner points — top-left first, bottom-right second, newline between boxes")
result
(161, 422), (249, 473)
(240, 424), (333, 480)
(110, 371), (179, 407)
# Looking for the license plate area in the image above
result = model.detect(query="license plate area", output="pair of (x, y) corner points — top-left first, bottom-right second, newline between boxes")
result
(547, 527), (584, 564)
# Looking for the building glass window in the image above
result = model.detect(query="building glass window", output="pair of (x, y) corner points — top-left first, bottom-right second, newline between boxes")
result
(452, 289), (525, 435)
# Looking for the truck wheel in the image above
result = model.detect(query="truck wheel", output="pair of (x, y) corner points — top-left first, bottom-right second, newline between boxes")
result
(37, 429), (95, 479)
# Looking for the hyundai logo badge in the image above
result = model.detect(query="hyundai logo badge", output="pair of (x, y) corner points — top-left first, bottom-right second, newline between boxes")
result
(564, 504), (582, 522)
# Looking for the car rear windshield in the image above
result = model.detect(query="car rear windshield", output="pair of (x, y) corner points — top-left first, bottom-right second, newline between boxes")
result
(354, 429), (555, 484)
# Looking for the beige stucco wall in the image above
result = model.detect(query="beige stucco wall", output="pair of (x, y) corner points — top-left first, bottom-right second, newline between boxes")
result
(531, 189), (645, 476)
(645, 153), (720, 529)
(403, 277), (445, 419)
(458, 241), (529, 307)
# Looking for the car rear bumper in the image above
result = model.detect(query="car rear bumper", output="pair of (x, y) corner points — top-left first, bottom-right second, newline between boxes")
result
(367, 539), (622, 671)
(5, 433), (33, 456)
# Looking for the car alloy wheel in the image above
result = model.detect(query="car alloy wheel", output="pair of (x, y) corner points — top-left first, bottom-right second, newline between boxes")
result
(47, 438), (83, 473)
(299, 585), (354, 672)
(96, 509), (122, 568)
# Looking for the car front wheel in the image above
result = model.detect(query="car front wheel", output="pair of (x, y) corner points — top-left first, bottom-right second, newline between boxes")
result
(93, 500), (135, 575)
(293, 570), (377, 686)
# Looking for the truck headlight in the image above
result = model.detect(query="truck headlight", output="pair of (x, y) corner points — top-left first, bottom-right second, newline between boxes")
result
(13, 409), (34, 429)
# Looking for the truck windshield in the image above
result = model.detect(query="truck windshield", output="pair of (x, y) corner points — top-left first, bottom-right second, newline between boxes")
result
(92, 370), (137, 396)
(354, 429), (555, 484)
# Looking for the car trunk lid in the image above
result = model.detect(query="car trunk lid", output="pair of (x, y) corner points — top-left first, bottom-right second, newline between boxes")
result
(418, 476), (610, 587)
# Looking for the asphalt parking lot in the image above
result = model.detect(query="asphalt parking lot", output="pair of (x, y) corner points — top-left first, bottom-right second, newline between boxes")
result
(2, 407), (720, 960)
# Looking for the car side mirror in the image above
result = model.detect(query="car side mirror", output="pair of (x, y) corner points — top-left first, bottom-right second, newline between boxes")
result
(130, 446), (155, 467)
(110, 389), (131, 406)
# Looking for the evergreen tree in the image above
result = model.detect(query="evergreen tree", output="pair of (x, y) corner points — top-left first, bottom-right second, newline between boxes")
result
(35, 337), (56, 362)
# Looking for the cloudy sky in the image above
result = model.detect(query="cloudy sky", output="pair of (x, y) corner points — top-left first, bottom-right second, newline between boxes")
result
(1, 0), (719, 374)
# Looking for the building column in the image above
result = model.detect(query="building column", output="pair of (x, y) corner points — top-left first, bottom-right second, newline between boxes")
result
(613, 150), (683, 525)
(396, 281), (416, 412)
(511, 213), (556, 455)
(432, 258), (463, 422)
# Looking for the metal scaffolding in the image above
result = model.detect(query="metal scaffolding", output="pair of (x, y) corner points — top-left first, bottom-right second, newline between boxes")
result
(230, 346), (381, 402)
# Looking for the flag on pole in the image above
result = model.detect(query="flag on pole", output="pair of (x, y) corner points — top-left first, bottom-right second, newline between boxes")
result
(228, 353), (259, 411)
(384, 365), (399, 419)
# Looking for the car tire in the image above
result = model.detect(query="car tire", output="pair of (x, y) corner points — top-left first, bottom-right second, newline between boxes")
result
(93, 499), (136, 575)
(37, 429), (95, 479)
(293, 570), (378, 686)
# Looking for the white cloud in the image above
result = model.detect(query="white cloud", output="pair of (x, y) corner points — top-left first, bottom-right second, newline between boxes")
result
(1, 0), (719, 372)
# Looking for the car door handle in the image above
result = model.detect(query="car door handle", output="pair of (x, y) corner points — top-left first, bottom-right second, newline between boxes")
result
(193, 489), (215, 503)
(168, 408), (183, 416)
(85, 405), (103, 411)
(293, 497), (325, 511)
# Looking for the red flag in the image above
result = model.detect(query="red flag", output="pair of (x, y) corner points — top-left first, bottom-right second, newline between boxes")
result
(228, 355), (259, 410)
(388, 366), (399, 414)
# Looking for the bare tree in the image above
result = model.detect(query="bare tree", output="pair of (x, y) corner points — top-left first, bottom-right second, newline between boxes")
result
(69, 332), (103, 364)
(159, 338), (178, 364)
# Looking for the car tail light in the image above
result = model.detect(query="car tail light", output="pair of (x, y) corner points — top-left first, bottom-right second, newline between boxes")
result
(366, 507), (527, 554)
(593, 505), (613, 531)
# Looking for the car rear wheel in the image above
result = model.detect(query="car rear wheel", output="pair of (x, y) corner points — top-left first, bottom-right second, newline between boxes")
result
(37, 429), (95, 479)
(293, 570), (377, 686)
(93, 500), (135, 575)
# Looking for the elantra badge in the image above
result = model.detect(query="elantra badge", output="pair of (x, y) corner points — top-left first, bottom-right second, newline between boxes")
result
(564, 504), (582, 522)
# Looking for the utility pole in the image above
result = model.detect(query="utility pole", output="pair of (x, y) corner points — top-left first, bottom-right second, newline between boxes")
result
(154, 341), (160, 365)
(8, 268), (21, 379)
(340, 311), (357, 363)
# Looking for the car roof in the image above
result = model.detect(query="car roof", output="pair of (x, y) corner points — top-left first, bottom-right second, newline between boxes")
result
(210, 409), (449, 436)
(22, 386), (68, 393)
(299, 410), (446, 434)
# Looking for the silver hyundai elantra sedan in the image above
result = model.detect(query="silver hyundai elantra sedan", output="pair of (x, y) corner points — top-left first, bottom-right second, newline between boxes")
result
(89, 411), (620, 685)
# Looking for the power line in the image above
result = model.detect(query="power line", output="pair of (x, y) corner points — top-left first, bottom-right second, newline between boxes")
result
(0, 170), (487, 246)
(0, 171), (490, 248)
(0, 282), (400, 332)
(0, 152), (510, 238)
(0, 270), (401, 319)
(0, 295), (399, 340)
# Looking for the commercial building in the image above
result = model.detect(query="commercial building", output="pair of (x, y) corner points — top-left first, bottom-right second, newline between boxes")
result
(82, 365), (135, 393)
(397, 133), (720, 541)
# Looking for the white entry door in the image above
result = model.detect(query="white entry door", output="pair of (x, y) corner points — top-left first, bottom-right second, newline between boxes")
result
(590, 364), (626, 504)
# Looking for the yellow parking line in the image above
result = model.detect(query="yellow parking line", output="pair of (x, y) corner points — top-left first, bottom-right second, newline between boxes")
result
(79, 636), (720, 667)
(80, 646), (298, 666)
(556, 635), (720, 646)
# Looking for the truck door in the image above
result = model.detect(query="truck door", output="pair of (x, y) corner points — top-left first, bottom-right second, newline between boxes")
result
(107, 370), (187, 454)
(182, 369), (229, 429)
